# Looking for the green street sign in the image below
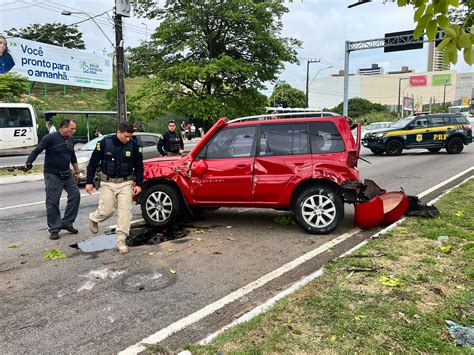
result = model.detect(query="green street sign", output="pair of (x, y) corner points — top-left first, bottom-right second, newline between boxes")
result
(432, 74), (451, 86)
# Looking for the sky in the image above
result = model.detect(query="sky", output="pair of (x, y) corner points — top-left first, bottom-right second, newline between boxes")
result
(1, 0), (472, 95)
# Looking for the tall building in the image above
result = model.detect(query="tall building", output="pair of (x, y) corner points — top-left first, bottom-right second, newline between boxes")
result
(427, 41), (450, 72)
(358, 63), (384, 76)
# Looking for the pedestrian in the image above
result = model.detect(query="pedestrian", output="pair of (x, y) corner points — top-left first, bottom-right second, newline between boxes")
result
(25, 119), (81, 240)
(47, 121), (57, 133)
(190, 123), (196, 139)
(94, 127), (102, 137)
(85, 122), (143, 254)
(180, 121), (186, 139)
(157, 120), (184, 157)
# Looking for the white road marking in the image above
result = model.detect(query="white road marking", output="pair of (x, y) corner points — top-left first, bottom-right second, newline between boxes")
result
(0, 191), (100, 211)
(196, 170), (474, 347)
(121, 167), (474, 354)
(119, 228), (361, 355)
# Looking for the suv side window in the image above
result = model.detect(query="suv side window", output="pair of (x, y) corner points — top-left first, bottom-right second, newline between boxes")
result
(202, 126), (256, 159)
(413, 117), (429, 128)
(450, 115), (469, 124)
(258, 123), (309, 156)
(430, 117), (446, 127)
(309, 121), (344, 153)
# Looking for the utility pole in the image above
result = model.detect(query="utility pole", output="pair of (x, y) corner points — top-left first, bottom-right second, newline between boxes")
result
(397, 77), (408, 118)
(305, 59), (320, 108)
(114, 13), (127, 125)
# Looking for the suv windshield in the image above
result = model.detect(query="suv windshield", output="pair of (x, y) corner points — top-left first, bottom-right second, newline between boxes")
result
(389, 117), (414, 129)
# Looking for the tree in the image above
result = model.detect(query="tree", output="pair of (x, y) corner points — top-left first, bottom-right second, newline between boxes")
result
(268, 82), (306, 108)
(397, 0), (473, 65)
(129, 0), (301, 121)
(0, 73), (28, 100)
(329, 97), (389, 119)
(5, 23), (85, 49)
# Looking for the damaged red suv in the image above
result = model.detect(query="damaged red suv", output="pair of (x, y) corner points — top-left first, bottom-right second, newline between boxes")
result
(139, 113), (361, 234)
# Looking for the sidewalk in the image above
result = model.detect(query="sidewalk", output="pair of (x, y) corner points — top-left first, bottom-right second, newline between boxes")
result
(0, 173), (43, 185)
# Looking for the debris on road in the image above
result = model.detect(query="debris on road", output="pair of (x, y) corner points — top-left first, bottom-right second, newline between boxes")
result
(43, 248), (66, 260)
(379, 275), (404, 287)
(274, 215), (295, 225)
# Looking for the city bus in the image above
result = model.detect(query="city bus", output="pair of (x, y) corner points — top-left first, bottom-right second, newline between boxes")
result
(448, 105), (473, 119)
(0, 103), (38, 150)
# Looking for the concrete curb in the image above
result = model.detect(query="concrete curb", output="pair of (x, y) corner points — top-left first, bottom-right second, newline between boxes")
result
(0, 174), (43, 185)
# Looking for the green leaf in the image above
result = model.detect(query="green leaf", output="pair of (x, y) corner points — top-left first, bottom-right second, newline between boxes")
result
(426, 20), (438, 40)
(8, 243), (20, 249)
(397, 0), (408, 6)
(444, 25), (457, 37)
(414, 4), (426, 21)
(425, 4), (434, 15)
(463, 47), (473, 65)
(379, 276), (404, 287)
(43, 248), (66, 260)
(456, 33), (471, 49)
(437, 36), (452, 51)
(437, 14), (449, 29)
(448, 0), (459, 6)
(414, 22), (426, 40)
(448, 44), (458, 64)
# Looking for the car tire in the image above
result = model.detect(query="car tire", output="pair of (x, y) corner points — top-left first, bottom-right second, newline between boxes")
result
(445, 137), (464, 154)
(370, 148), (385, 155)
(293, 185), (344, 234)
(141, 185), (181, 228)
(427, 148), (442, 153)
(386, 140), (403, 156)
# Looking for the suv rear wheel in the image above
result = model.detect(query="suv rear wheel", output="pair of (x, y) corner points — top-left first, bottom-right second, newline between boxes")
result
(446, 137), (464, 154)
(141, 185), (181, 228)
(293, 186), (344, 234)
(386, 140), (403, 156)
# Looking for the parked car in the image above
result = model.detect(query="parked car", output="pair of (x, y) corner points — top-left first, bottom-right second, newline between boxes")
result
(361, 121), (392, 138)
(74, 132), (162, 183)
(138, 113), (362, 234)
(362, 113), (472, 156)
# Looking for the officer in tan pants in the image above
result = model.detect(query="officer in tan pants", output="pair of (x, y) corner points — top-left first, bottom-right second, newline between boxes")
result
(85, 122), (143, 253)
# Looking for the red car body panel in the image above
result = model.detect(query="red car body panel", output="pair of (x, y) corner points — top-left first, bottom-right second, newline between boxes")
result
(141, 116), (360, 208)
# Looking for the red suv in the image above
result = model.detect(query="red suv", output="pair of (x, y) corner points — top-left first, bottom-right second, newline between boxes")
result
(139, 113), (361, 234)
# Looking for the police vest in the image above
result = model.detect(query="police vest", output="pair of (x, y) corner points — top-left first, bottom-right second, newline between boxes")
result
(101, 136), (134, 178)
(168, 133), (181, 152)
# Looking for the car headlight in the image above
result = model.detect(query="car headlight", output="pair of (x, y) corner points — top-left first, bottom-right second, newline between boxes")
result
(374, 133), (385, 138)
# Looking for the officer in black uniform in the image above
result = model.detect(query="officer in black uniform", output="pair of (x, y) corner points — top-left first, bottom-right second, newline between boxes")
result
(157, 120), (184, 156)
(85, 122), (144, 254)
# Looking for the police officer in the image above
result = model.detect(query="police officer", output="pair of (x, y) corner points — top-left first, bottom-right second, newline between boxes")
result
(85, 122), (144, 254)
(157, 120), (184, 156)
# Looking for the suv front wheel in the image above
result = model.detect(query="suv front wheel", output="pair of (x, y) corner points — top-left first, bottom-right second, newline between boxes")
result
(141, 184), (181, 228)
(293, 186), (344, 234)
(386, 140), (403, 156)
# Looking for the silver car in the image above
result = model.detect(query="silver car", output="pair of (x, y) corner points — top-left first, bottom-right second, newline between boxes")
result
(74, 132), (163, 183)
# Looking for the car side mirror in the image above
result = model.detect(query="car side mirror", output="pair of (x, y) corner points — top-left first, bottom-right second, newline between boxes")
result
(192, 159), (208, 176)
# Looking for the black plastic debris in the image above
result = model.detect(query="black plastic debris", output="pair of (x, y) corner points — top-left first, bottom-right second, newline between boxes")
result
(405, 195), (440, 218)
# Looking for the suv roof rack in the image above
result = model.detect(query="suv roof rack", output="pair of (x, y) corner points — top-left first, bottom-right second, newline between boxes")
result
(227, 111), (340, 123)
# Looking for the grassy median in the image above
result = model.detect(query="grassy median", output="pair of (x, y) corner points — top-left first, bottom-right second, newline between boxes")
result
(185, 178), (474, 354)
(0, 165), (43, 177)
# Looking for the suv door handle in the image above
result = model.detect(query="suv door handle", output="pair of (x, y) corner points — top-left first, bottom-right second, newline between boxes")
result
(293, 162), (305, 166)
(236, 163), (249, 168)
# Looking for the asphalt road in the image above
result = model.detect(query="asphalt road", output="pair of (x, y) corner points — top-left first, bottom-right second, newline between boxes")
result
(0, 145), (473, 354)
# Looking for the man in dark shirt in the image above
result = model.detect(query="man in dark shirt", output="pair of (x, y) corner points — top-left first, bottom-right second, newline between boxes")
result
(157, 120), (184, 156)
(25, 119), (81, 240)
(85, 122), (144, 254)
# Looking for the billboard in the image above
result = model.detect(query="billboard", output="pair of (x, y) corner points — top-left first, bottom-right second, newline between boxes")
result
(432, 73), (451, 86)
(0, 36), (112, 89)
(409, 75), (427, 86)
(403, 96), (413, 110)
(384, 30), (423, 53)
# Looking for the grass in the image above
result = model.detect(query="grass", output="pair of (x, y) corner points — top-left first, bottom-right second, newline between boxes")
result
(185, 179), (474, 354)
(0, 165), (43, 177)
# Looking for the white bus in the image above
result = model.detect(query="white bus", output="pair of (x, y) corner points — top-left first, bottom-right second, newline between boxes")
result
(0, 103), (38, 150)
(448, 105), (472, 119)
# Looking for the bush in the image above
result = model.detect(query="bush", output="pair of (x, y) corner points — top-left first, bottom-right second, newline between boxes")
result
(358, 111), (397, 125)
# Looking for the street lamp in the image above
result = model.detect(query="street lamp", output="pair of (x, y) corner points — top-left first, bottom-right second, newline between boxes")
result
(305, 59), (321, 108)
(397, 77), (409, 118)
(141, 22), (148, 41)
(61, 10), (114, 47)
